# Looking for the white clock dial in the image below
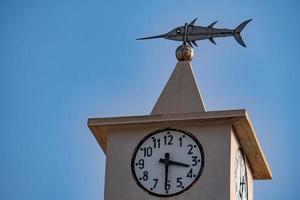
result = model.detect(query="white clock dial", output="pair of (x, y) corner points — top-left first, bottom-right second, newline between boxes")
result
(131, 128), (204, 197)
(235, 149), (248, 200)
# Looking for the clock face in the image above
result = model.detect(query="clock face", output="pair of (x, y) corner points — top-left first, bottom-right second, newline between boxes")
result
(235, 149), (248, 200)
(131, 128), (204, 197)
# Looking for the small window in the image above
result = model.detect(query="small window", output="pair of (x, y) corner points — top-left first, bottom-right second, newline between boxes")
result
(176, 29), (181, 34)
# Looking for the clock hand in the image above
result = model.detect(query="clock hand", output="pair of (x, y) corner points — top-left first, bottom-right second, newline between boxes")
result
(240, 176), (246, 196)
(159, 158), (189, 167)
(168, 160), (190, 167)
(163, 153), (170, 191)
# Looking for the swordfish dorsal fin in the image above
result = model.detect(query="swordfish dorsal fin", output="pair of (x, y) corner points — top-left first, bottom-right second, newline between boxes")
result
(189, 18), (197, 26)
(208, 21), (218, 28)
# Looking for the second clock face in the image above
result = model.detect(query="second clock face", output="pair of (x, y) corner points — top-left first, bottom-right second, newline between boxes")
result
(131, 128), (204, 197)
(235, 149), (248, 200)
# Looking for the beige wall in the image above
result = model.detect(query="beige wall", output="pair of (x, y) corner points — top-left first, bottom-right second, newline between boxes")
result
(104, 123), (233, 200)
(230, 129), (253, 200)
(246, 157), (253, 200)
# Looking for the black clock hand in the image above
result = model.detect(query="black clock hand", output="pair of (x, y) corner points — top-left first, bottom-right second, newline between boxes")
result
(164, 153), (170, 191)
(159, 153), (170, 191)
(240, 176), (246, 196)
(159, 158), (189, 168)
(168, 160), (190, 167)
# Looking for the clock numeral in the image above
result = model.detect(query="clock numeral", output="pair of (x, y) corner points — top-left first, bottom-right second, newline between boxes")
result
(179, 137), (183, 147)
(191, 156), (199, 166)
(163, 135), (173, 145)
(176, 177), (183, 188)
(187, 168), (193, 178)
(136, 159), (144, 169)
(140, 147), (153, 157)
(187, 144), (194, 155)
(142, 171), (148, 181)
(165, 180), (171, 190)
(152, 178), (158, 189)
(152, 138), (161, 148)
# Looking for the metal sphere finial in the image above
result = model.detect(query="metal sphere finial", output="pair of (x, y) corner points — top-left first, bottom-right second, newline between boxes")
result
(175, 44), (194, 61)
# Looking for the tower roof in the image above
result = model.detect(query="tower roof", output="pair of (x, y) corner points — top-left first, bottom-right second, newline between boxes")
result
(151, 61), (206, 114)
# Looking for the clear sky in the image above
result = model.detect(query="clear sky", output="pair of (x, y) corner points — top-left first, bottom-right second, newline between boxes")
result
(1, 0), (299, 199)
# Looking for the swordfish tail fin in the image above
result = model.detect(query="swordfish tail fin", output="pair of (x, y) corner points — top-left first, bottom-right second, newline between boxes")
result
(233, 19), (252, 47)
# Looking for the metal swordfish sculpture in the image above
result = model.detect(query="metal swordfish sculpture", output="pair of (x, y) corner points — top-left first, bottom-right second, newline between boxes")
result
(137, 18), (252, 48)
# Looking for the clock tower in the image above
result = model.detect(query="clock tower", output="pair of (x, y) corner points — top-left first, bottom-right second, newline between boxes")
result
(88, 20), (272, 200)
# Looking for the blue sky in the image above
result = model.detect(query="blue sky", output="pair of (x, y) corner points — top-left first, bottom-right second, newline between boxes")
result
(1, 0), (299, 199)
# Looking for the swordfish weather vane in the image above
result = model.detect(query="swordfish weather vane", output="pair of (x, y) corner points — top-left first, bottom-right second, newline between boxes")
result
(137, 18), (252, 61)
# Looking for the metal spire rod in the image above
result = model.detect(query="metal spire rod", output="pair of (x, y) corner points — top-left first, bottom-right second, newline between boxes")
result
(183, 23), (188, 44)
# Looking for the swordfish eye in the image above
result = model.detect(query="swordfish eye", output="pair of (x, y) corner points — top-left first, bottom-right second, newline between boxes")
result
(176, 29), (181, 34)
